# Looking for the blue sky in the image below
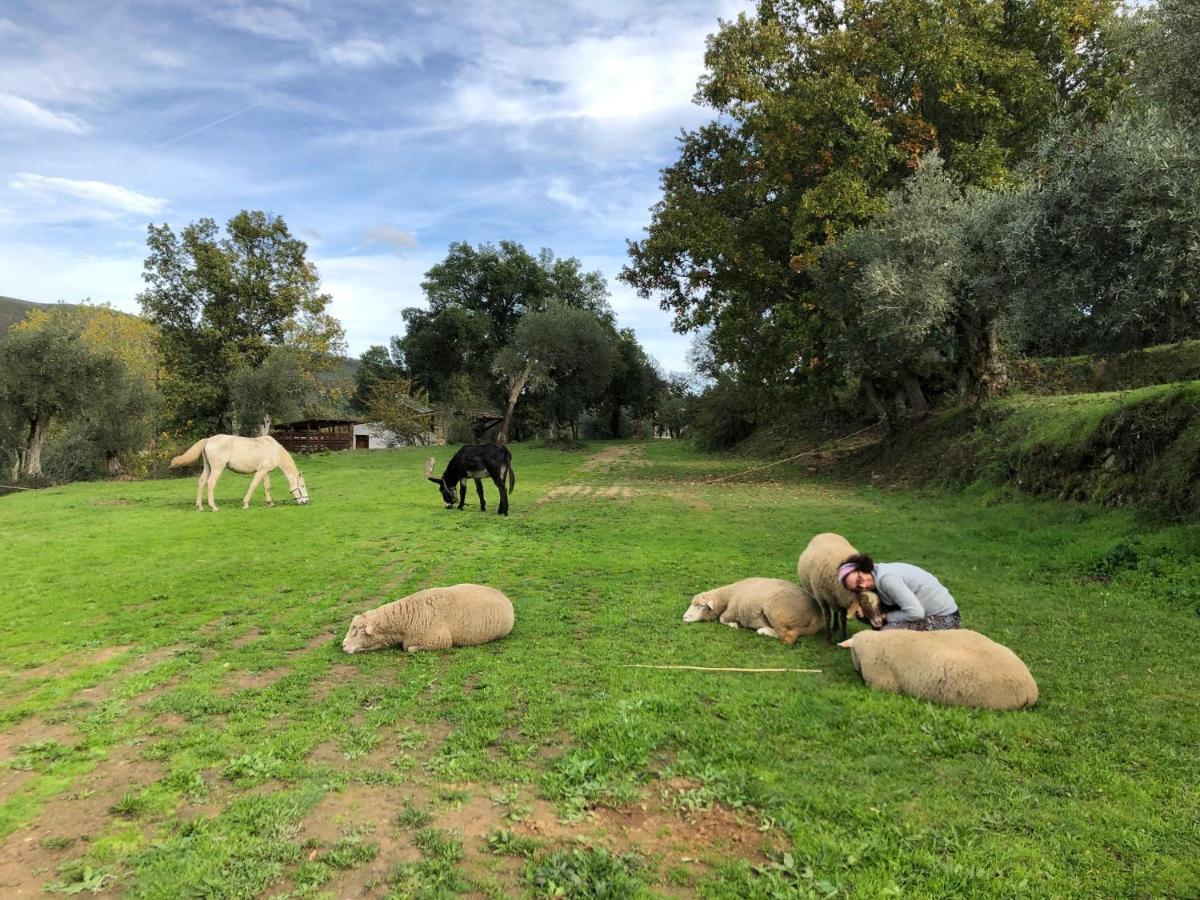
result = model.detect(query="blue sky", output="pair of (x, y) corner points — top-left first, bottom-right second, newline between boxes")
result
(0, 0), (755, 373)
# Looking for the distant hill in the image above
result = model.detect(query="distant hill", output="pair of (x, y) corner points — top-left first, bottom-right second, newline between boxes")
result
(0, 295), (53, 334)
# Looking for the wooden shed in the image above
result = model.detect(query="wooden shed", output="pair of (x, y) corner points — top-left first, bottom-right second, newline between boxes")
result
(272, 419), (357, 453)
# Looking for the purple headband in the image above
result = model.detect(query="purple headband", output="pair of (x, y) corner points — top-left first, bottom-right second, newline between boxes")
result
(837, 562), (857, 586)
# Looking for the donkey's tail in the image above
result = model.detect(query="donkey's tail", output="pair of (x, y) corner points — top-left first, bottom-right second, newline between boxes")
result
(507, 465), (516, 494)
(170, 438), (208, 468)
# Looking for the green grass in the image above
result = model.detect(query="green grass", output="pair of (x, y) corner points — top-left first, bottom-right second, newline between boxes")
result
(1, 441), (1198, 898)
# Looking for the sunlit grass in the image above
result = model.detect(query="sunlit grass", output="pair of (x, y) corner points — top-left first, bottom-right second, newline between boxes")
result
(1, 441), (1197, 897)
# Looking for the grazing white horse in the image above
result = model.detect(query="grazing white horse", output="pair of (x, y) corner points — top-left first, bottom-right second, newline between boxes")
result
(169, 434), (309, 511)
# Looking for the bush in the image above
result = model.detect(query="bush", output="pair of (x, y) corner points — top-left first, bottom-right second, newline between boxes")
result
(690, 379), (757, 451)
(41, 423), (102, 482)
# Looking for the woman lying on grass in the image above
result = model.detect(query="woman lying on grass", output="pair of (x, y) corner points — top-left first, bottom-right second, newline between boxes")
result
(839, 554), (962, 631)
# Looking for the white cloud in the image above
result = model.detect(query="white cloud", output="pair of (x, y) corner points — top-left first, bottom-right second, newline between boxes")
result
(208, 3), (313, 41)
(320, 38), (393, 68)
(364, 225), (419, 253)
(545, 178), (587, 211)
(10, 173), (167, 218)
(314, 251), (441, 354)
(0, 241), (145, 309)
(0, 93), (88, 134)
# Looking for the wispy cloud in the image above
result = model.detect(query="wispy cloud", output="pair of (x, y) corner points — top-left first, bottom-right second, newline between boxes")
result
(0, 93), (87, 134)
(364, 225), (419, 253)
(206, 2), (313, 42)
(320, 38), (394, 68)
(11, 173), (166, 217)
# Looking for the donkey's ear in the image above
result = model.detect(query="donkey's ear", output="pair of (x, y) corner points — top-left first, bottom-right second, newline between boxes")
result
(428, 477), (444, 485)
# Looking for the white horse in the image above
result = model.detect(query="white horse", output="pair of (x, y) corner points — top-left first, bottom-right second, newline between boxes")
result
(169, 434), (309, 511)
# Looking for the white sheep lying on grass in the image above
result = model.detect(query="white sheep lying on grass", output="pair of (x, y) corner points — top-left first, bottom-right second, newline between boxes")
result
(342, 584), (514, 654)
(838, 629), (1038, 710)
(683, 578), (823, 644)
(796, 532), (885, 642)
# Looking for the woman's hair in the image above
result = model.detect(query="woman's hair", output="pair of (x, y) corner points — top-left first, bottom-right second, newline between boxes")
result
(841, 553), (875, 573)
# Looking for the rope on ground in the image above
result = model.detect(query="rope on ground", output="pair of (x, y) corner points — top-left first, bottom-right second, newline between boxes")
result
(701, 419), (886, 485)
(623, 664), (821, 673)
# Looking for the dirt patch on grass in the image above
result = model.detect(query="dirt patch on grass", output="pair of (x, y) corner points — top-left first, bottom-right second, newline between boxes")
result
(580, 444), (652, 473)
(231, 628), (262, 648)
(0, 743), (164, 897)
(535, 484), (639, 505)
(218, 666), (292, 694)
(6, 645), (133, 682)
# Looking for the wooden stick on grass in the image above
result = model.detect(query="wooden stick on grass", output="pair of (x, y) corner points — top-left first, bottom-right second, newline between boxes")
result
(623, 664), (821, 673)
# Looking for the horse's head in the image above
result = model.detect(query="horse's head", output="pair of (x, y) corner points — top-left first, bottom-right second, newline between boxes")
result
(425, 457), (455, 508)
(290, 471), (310, 505)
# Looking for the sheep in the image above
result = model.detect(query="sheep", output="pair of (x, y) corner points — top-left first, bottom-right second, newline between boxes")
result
(683, 578), (824, 644)
(838, 629), (1038, 710)
(796, 532), (885, 642)
(342, 584), (514, 654)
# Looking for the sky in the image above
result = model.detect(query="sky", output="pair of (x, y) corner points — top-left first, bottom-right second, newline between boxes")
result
(0, 0), (758, 374)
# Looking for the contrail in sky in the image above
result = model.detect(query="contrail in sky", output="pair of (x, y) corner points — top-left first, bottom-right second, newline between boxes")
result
(156, 102), (261, 147)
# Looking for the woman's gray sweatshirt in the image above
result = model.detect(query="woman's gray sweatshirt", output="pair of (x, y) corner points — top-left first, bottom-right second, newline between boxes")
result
(874, 562), (959, 624)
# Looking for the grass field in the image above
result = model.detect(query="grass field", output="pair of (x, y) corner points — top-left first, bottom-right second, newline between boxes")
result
(1, 441), (1197, 898)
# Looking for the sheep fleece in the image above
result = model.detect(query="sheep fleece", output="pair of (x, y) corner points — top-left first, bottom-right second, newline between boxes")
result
(795, 532), (883, 626)
(685, 578), (823, 643)
(845, 629), (1038, 710)
(342, 584), (514, 653)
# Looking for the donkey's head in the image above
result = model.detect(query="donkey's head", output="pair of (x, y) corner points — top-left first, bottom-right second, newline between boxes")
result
(425, 457), (455, 508)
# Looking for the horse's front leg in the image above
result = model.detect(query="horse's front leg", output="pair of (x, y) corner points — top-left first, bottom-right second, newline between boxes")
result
(475, 478), (486, 511)
(242, 470), (267, 509)
(262, 472), (274, 507)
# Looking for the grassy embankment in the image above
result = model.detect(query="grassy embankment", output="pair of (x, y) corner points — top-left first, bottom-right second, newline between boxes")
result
(0, 441), (1197, 898)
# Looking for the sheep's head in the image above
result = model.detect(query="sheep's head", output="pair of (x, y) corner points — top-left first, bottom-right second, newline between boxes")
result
(683, 590), (726, 623)
(837, 634), (864, 674)
(849, 590), (886, 629)
(342, 614), (395, 654)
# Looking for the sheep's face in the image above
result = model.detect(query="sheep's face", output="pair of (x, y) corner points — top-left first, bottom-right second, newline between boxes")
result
(342, 614), (395, 654)
(683, 592), (721, 623)
(850, 590), (886, 629)
(838, 635), (864, 674)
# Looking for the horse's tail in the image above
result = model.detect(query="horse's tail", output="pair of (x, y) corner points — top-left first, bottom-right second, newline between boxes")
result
(170, 438), (208, 468)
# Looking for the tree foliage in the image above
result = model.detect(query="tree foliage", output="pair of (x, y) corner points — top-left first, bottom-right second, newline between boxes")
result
(364, 378), (434, 447)
(0, 309), (120, 477)
(623, 0), (1130, 391)
(138, 210), (344, 430)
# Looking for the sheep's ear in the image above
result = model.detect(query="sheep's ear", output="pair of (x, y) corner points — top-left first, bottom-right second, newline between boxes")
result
(837, 638), (853, 649)
(365, 624), (376, 636)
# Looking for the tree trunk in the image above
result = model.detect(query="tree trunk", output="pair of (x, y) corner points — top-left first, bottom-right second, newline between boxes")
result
(608, 403), (622, 439)
(259, 414), (272, 436)
(862, 380), (888, 422)
(903, 377), (929, 417)
(106, 452), (123, 476)
(498, 363), (533, 445)
(22, 412), (50, 478)
(960, 313), (1009, 403)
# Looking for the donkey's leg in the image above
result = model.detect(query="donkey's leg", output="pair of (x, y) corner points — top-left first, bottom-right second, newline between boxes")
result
(495, 471), (509, 515)
(457, 482), (467, 510)
(262, 472), (274, 507)
(242, 470), (267, 509)
(474, 478), (486, 511)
